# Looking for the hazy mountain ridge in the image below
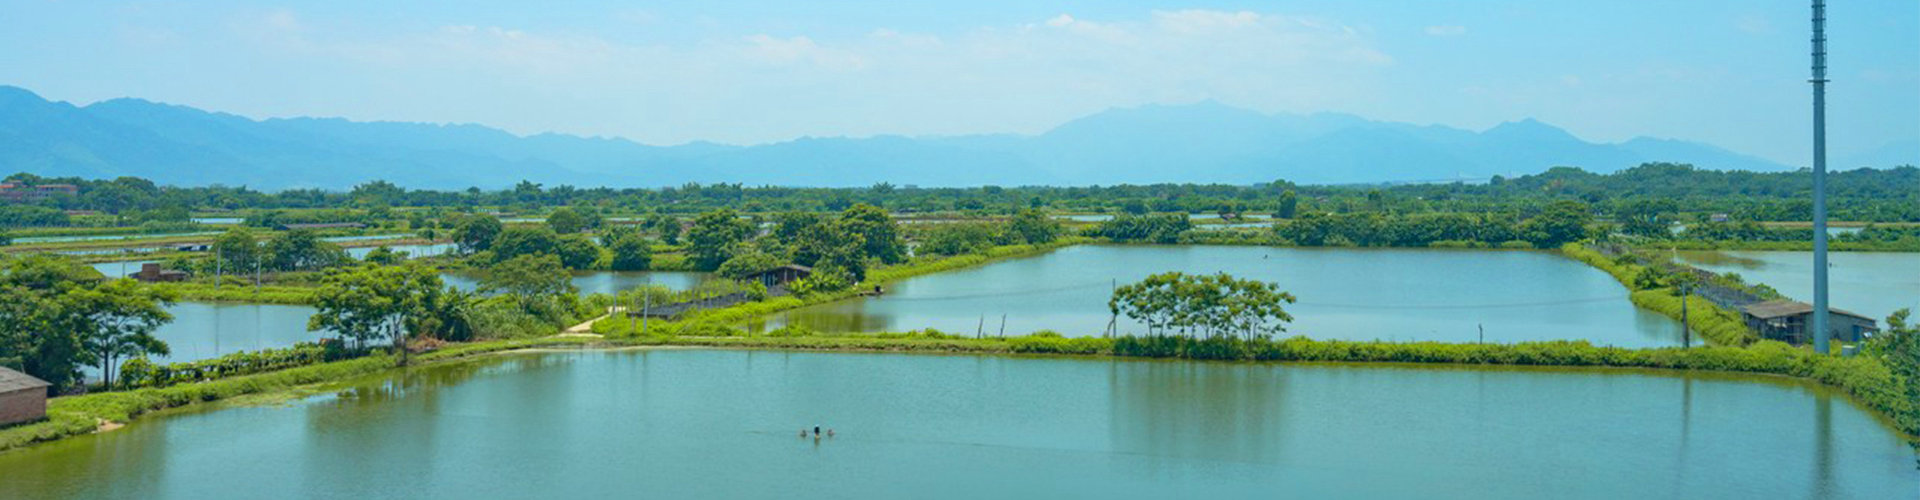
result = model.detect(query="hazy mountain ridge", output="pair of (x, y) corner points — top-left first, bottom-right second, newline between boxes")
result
(3, 85), (1882, 190)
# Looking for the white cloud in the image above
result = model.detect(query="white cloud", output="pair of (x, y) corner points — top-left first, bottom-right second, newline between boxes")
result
(1424, 25), (1467, 37)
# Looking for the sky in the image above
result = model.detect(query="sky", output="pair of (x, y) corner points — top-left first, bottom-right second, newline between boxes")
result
(1, 1), (1915, 165)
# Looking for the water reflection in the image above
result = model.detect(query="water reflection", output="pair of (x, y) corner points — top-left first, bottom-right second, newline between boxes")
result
(1106, 360), (1287, 466)
(2, 351), (1913, 499)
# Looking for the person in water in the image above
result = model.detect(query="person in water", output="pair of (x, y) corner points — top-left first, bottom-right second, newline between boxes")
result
(826, 429), (835, 438)
(813, 425), (821, 437)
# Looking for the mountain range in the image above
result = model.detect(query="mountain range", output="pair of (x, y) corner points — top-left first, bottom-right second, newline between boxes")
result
(4, 84), (1900, 190)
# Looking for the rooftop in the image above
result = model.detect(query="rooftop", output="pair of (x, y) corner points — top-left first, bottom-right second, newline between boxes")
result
(1741, 300), (1875, 322)
(0, 366), (50, 393)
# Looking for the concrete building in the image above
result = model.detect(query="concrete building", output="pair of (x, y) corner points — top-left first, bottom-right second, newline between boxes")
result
(1741, 300), (1879, 344)
(0, 367), (51, 426)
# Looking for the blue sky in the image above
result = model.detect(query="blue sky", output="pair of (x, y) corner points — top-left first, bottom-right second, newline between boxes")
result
(1, 1), (1914, 165)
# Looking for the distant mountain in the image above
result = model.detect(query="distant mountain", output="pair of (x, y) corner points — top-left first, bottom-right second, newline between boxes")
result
(0, 85), (1819, 190)
(1838, 139), (1919, 170)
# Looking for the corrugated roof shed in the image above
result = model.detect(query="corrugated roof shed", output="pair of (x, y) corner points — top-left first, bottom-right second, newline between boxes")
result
(1741, 299), (1874, 322)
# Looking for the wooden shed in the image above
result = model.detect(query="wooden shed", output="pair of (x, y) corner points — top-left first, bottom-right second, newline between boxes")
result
(0, 367), (51, 426)
(1741, 300), (1879, 344)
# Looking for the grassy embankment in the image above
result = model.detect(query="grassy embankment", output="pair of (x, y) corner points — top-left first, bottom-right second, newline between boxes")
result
(1561, 242), (1758, 346)
(142, 282), (322, 305)
(591, 237), (1089, 335)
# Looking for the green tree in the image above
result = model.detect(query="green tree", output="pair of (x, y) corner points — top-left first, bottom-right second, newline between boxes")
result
(481, 254), (577, 306)
(1276, 189), (1300, 219)
(363, 246), (406, 266)
(1109, 272), (1295, 340)
(793, 220), (869, 280)
(547, 208), (586, 234)
(212, 228), (260, 272)
(687, 209), (754, 271)
(451, 214), (503, 254)
(607, 233), (653, 271)
(646, 214), (681, 245)
(554, 234), (601, 269)
(1006, 209), (1062, 244)
(716, 250), (787, 281)
(307, 263), (448, 362)
(838, 203), (906, 264)
(73, 279), (175, 387)
(919, 222), (998, 256)
(1521, 200), (1594, 248)
(490, 226), (560, 261)
(263, 229), (349, 272)
(1, 255), (169, 392)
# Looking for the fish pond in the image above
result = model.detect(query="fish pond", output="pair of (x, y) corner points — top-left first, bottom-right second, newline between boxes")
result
(5, 349), (1914, 499)
(749, 245), (1690, 347)
(81, 302), (327, 379)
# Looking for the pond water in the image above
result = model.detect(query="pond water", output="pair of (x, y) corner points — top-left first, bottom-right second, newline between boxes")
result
(344, 243), (457, 259)
(89, 260), (161, 279)
(81, 303), (326, 379)
(14, 231), (220, 244)
(189, 217), (242, 225)
(442, 270), (714, 296)
(151, 302), (324, 362)
(750, 245), (1689, 347)
(6, 349), (1914, 499)
(1677, 250), (1920, 322)
(321, 234), (412, 243)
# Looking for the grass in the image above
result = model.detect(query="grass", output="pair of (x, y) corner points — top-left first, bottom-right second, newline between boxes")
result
(1561, 242), (1761, 346)
(1629, 289), (1759, 346)
(592, 237), (1086, 335)
(143, 282), (321, 305)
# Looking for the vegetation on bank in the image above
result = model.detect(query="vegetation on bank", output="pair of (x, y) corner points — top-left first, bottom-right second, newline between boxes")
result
(595, 238), (1084, 336)
(626, 331), (1920, 446)
(143, 282), (321, 305)
(1561, 242), (1762, 346)
(0, 336), (598, 453)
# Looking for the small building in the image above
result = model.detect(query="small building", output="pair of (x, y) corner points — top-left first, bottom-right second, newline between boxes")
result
(1741, 300), (1878, 344)
(1709, 213), (1730, 223)
(132, 263), (189, 282)
(275, 222), (366, 231)
(0, 367), (51, 426)
(742, 264), (812, 288)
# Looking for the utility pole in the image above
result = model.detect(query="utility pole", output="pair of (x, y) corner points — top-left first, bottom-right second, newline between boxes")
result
(999, 314), (1006, 337)
(1680, 280), (1691, 348)
(1478, 323), (1484, 344)
(1810, 0), (1832, 354)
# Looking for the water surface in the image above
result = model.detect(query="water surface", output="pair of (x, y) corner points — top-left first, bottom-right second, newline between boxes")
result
(1678, 250), (1920, 321)
(751, 245), (1689, 347)
(5, 350), (1913, 499)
